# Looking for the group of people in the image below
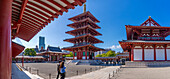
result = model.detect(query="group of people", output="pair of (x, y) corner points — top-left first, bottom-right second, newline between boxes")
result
(56, 61), (66, 79)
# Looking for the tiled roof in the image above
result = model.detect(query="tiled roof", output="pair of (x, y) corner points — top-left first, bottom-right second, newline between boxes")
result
(47, 46), (62, 52)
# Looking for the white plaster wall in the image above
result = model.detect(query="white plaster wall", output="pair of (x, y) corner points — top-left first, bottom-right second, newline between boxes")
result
(167, 49), (170, 60)
(156, 49), (165, 60)
(134, 49), (142, 60)
(87, 57), (89, 59)
(82, 56), (86, 59)
(144, 49), (154, 60)
(74, 57), (77, 60)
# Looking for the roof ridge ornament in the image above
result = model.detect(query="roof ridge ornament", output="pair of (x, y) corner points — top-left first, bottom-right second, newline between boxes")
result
(140, 16), (161, 27)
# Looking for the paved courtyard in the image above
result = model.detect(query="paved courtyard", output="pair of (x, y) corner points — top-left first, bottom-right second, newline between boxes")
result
(17, 63), (110, 79)
(112, 66), (170, 79)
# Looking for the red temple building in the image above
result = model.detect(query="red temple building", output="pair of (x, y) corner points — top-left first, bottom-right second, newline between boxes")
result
(119, 16), (170, 62)
(62, 4), (104, 60)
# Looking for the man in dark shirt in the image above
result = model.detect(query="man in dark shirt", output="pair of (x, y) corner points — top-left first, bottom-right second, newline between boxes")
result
(56, 60), (61, 79)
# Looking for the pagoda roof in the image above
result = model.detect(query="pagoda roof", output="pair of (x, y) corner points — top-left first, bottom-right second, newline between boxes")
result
(62, 44), (104, 51)
(65, 25), (102, 36)
(64, 34), (103, 44)
(67, 18), (101, 29)
(12, 0), (86, 41)
(68, 11), (100, 23)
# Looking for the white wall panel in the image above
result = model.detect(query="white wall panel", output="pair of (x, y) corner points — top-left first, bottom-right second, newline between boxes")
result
(156, 49), (165, 60)
(82, 56), (86, 59)
(144, 49), (154, 60)
(167, 49), (170, 60)
(134, 49), (142, 60)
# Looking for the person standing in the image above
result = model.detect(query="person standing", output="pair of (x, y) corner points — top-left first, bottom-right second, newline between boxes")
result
(56, 61), (61, 79)
(60, 61), (66, 79)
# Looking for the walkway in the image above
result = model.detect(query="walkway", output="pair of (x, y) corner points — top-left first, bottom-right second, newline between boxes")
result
(66, 66), (120, 79)
(113, 66), (170, 79)
(12, 63), (31, 79)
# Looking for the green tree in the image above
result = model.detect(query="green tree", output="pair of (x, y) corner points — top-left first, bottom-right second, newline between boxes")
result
(66, 52), (73, 57)
(106, 50), (116, 57)
(96, 54), (102, 57)
(24, 48), (36, 56)
(102, 53), (107, 57)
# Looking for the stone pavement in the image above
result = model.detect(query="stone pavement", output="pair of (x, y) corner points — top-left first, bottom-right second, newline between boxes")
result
(112, 67), (170, 79)
(66, 66), (120, 79)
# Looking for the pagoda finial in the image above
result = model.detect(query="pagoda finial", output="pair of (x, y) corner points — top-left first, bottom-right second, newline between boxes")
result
(149, 16), (151, 18)
(84, 3), (86, 13)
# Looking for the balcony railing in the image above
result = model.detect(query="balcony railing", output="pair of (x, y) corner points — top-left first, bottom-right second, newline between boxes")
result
(74, 42), (94, 46)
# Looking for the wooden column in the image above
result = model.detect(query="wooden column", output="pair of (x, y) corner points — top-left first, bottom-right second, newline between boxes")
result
(131, 45), (134, 61)
(85, 51), (87, 59)
(73, 52), (75, 60)
(142, 45), (145, 61)
(56, 54), (58, 61)
(154, 45), (156, 61)
(0, 0), (12, 78)
(165, 44), (167, 61)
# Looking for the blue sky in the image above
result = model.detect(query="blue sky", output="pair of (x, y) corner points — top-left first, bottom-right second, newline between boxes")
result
(14, 0), (170, 52)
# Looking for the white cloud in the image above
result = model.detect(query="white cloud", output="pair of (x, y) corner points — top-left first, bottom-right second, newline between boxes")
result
(116, 45), (121, 49)
(109, 45), (121, 49)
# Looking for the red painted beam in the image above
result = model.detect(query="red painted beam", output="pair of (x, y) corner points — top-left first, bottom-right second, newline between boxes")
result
(74, 0), (83, 6)
(22, 17), (42, 26)
(26, 5), (52, 20)
(22, 20), (42, 28)
(24, 9), (51, 23)
(34, 0), (63, 15)
(28, 1), (54, 15)
(12, 7), (20, 13)
(23, 12), (45, 25)
(23, 14), (44, 26)
(47, 0), (68, 12)
(61, 0), (75, 9)
(19, 0), (28, 20)
(12, 0), (28, 35)
(19, 29), (37, 33)
(20, 26), (38, 31)
(21, 24), (40, 30)
(22, 22), (40, 29)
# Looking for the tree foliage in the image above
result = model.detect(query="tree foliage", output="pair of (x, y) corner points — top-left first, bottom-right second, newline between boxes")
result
(95, 50), (117, 57)
(24, 48), (36, 56)
(96, 54), (102, 57)
(65, 52), (73, 57)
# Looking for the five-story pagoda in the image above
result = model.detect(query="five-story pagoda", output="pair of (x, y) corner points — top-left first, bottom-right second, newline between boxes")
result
(62, 4), (104, 60)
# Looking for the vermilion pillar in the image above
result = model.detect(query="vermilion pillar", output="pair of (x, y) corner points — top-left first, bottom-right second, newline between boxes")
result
(142, 45), (144, 61)
(131, 45), (134, 61)
(0, 0), (12, 79)
(165, 45), (167, 61)
(154, 45), (156, 61)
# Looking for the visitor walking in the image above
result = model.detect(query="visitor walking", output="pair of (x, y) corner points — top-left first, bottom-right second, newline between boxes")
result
(60, 61), (66, 79)
(56, 60), (61, 79)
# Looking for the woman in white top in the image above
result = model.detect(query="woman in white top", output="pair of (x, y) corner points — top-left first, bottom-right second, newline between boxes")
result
(60, 61), (66, 79)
